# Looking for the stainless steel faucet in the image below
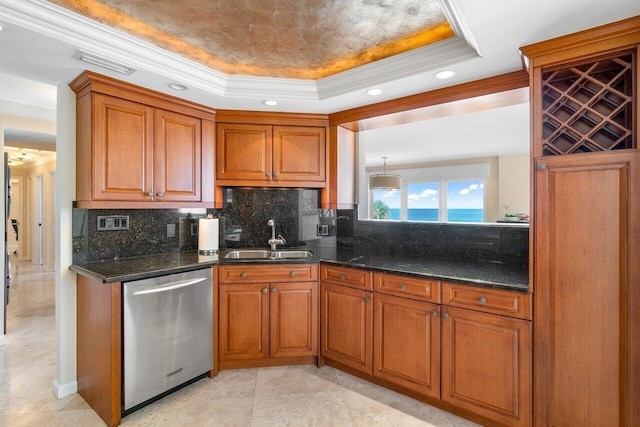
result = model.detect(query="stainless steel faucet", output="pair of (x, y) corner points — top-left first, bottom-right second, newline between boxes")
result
(267, 219), (286, 250)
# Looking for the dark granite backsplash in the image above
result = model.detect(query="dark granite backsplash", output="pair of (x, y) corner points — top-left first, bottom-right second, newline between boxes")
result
(336, 208), (529, 266)
(72, 189), (528, 267)
(72, 188), (335, 264)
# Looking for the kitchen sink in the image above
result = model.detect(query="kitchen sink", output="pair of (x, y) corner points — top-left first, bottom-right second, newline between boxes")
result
(224, 249), (313, 260)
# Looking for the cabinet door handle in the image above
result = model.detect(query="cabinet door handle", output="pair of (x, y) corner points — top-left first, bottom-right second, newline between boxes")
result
(262, 288), (268, 294)
(147, 191), (155, 197)
(364, 296), (371, 303)
(340, 275), (345, 281)
(273, 172), (279, 178)
(241, 272), (247, 278)
(478, 297), (487, 304)
(399, 284), (406, 291)
(290, 271), (296, 277)
(430, 310), (437, 317)
(271, 288), (277, 293)
(442, 313), (449, 319)
(266, 172), (272, 178)
(537, 162), (547, 171)
(157, 192), (164, 197)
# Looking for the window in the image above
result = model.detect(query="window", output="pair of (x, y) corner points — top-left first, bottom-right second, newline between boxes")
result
(371, 189), (400, 220)
(446, 180), (485, 222)
(407, 182), (440, 221)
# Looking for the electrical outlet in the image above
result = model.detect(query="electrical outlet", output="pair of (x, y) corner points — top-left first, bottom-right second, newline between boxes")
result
(191, 222), (199, 236)
(97, 215), (130, 231)
(167, 223), (176, 238)
(317, 224), (329, 236)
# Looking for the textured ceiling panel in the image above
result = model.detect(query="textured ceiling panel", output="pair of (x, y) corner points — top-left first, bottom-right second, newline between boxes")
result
(49, 0), (454, 78)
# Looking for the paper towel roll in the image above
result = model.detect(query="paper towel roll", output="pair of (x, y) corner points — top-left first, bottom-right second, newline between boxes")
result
(198, 217), (219, 255)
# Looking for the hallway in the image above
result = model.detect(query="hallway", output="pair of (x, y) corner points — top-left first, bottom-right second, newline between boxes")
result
(0, 260), (478, 426)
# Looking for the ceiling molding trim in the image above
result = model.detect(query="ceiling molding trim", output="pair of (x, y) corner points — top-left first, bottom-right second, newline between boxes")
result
(439, 0), (482, 56)
(316, 37), (478, 100)
(224, 76), (319, 100)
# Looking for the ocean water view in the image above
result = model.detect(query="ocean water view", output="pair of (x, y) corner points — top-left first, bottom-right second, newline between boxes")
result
(388, 208), (484, 222)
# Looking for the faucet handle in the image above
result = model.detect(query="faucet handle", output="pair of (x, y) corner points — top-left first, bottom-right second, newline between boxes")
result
(267, 219), (275, 226)
(278, 234), (286, 244)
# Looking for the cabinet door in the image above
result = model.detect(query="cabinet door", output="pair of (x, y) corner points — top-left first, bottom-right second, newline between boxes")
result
(270, 282), (318, 358)
(154, 109), (201, 202)
(373, 294), (440, 398)
(534, 152), (640, 426)
(92, 94), (154, 201)
(216, 123), (272, 181)
(320, 283), (373, 374)
(273, 126), (325, 183)
(219, 284), (269, 360)
(442, 306), (532, 427)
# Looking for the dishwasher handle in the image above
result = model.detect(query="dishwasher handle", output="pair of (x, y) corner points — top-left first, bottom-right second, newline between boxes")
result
(132, 277), (208, 296)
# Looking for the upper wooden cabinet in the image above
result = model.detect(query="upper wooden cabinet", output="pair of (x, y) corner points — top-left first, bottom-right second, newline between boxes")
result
(216, 123), (326, 187)
(214, 110), (328, 195)
(70, 71), (216, 208)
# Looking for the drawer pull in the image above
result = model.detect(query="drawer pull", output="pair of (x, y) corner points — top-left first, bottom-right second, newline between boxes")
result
(157, 192), (164, 197)
(364, 296), (371, 303)
(430, 311), (437, 317)
(271, 288), (277, 293)
(266, 172), (272, 177)
(399, 284), (406, 291)
(442, 313), (449, 319)
(340, 275), (346, 281)
(241, 272), (247, 278)
(290, 271), (296, 277)
(478, 297), (487, 304)
(147, 191), (155, 197)
(262, 288), (268, 294)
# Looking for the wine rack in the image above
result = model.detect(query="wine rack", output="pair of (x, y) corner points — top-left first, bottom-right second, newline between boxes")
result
(540, 52), (634, 156)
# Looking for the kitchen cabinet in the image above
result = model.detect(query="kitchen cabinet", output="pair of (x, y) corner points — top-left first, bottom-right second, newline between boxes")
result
(218, 264), (318, 368)
(441, 282), (532, 427)
(70, 71), (215, 208)
(216, 123), (326, 186)
(521, 17), (640, 427)
(320, 265), (373, 374)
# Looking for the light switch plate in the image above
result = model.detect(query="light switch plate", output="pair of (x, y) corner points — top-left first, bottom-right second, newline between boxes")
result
(167, 223), (176, 238)
(317, 224), (329, 236)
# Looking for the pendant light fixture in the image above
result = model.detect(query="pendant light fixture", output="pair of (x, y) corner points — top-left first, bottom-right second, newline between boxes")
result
(369, 157), (401, 190)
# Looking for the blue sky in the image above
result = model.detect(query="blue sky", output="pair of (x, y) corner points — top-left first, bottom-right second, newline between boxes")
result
(374, 180), (484, 209)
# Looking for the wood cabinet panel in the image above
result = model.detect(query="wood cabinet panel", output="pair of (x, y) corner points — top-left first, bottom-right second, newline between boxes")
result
(373, 293), (440, 398)
(154, 109), (201, 202)
(216, 123), (272, 181)
(270, 282), (318, 358)
(374, 272), (440, 303)
(218, 264), (318, 284)
(442, 282), (531, 320)
(273, 126), (325, 182)
(219, 283), (269, 360)
(92, 93), (154, 202)
(442, 306), (532, 427)
(320, 264), (372, 290)
(534, 152), (640, 426)
(320, 283), (373, 374)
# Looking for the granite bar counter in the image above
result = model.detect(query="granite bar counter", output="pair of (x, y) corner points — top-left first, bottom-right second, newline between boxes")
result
(70, 247), (529, 292)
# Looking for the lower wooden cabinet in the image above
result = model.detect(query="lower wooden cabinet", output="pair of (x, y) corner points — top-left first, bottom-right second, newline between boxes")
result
(441, 306), (532, 427)
(320, 282), (373, 374)
(218, 264), (318, 367)
(373, 293), (440, 398)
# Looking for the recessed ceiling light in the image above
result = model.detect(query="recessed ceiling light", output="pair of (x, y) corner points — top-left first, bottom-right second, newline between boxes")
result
(169, 83), (188, 91)
(434, 70), (456, 79)
(263, 100), (278, 106)
(366, 88), (383, 96)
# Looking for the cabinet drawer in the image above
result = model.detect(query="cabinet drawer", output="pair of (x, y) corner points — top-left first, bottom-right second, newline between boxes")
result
(219, 264), (318, 284)
(442, 282), (531, 320)
(320, 264), (373, 291)
(374, 272), (440, 303)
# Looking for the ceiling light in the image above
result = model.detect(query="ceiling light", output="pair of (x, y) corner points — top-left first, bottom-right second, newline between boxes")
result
(434, 70), (456, 79)
(263, 100), (278, 106)
(369, 157), (401, 190)
(168, 83), (188, 91)
(0, 24), (4, 31)
(366, 88), (383, 96)
(73, 50), (137, 75)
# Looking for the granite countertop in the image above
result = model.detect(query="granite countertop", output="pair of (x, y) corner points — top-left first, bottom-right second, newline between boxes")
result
(70, 247), (529, 292)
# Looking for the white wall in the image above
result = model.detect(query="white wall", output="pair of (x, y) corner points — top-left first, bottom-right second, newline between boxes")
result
(498, 154), (530, 217)
(0, 115), (55, 345)
(53, 84), (76, 398)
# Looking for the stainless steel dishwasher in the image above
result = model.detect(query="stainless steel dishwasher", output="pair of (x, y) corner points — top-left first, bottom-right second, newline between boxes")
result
(123, 268), (213, 413)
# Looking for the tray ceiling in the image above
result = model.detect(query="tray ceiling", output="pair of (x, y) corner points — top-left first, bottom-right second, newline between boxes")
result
(47, 0), (454, 79)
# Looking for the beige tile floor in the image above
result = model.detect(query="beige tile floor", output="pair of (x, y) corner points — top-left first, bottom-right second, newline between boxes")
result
(0, 259), (480, 427)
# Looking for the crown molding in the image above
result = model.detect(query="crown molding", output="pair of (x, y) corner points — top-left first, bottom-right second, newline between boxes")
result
(0, 0), (480, 102)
